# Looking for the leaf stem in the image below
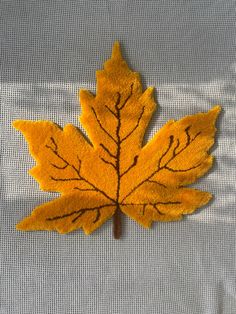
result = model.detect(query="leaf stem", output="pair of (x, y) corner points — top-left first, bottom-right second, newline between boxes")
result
(113, 204), (122, 239)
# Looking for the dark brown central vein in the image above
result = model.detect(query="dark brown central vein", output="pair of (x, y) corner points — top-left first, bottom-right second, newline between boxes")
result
(92, 85), (135, 238)
(113, 93), (122, 239)
(45, 94), (201, 238)
(46, 84), (145, 237)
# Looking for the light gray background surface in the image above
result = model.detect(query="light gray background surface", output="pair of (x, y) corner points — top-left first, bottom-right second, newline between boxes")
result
(1, 1), (236, 313)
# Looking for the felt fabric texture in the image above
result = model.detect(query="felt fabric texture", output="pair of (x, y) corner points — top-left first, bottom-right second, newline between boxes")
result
(2, 1), (236, 313)
(13, 42), (220, 236)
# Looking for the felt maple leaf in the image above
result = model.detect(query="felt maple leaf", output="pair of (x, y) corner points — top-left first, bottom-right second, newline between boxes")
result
(13, 42), (220, 238)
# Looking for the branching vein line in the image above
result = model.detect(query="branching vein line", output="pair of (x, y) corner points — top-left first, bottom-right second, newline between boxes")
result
(100, 156), (116, 169)
(120, 156), (138, 178)
(105, 105), (118, 118)
(147, 179), (167, 188)
(45, 139), (115, 203)
(121, 107), (145, 143)
(119, 83), (134, 110)
(46, 204), (115, 223)
(92, 107), (117, 144)
(121, 126), (202, 202)
(99, 143), (116, 159)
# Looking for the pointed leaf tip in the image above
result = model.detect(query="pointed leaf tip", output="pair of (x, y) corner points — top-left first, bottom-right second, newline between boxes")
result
(111, 41), (123, 60)
(210, 105), (221, 120)
(12, 120), (24, 130)
(213, 105), (221, 113)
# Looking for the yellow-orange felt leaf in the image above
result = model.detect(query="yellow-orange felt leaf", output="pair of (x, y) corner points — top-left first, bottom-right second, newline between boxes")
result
(16, 191), (115, 235)
(13, 42), (221, 237)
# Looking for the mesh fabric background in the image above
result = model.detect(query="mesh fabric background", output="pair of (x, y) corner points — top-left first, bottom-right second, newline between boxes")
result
(1, 1), (236, 313)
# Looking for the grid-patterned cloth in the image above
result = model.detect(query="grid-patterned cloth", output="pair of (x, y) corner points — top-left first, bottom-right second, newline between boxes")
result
(1, 1), (236, 313)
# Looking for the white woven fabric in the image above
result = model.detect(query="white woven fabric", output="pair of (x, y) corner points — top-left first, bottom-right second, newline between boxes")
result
(1, 1), (236, 313)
